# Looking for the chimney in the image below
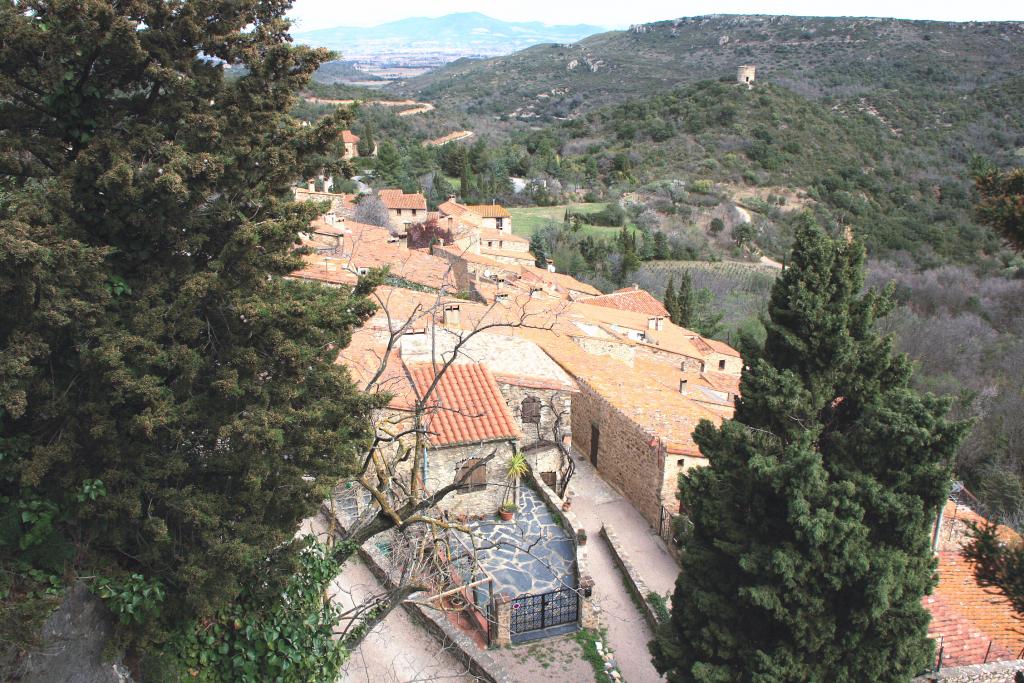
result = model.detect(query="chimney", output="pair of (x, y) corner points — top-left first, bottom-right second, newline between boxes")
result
(442, 303), (460, 326)
(307, 179), (316, 192)
(324, 212), (336, 226)
(631, 283), (640, 290)
(679, 378), (688, 393)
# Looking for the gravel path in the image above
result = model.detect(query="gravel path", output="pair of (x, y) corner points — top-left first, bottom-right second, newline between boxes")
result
(333, 558), (480, 683)
(567, 454), (680, 682)
(297, 516), (479, 682)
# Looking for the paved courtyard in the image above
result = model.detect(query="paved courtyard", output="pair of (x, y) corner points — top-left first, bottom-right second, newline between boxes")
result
(458, 485), (577, 599)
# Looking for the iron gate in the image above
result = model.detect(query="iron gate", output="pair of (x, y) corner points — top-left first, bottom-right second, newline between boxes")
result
(509, 587), (579, 640)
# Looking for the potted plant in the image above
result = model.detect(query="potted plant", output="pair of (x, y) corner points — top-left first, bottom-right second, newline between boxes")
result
(499, 501), (518, 521)
(500, 452), (529, 519)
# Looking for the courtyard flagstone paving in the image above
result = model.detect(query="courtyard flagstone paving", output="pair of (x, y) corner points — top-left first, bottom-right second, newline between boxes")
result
(458, 485), (576, 599)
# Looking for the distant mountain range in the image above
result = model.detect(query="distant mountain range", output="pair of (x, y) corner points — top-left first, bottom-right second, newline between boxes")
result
(293, 12), (605, 61)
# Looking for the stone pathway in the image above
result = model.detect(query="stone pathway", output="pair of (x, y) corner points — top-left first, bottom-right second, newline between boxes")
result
(333, 557), (481, 683)
(569, 453), (680, 599)
(460, 485), (576, 598)
(565, 453), (681, 683)
(297, 516), (480, 682)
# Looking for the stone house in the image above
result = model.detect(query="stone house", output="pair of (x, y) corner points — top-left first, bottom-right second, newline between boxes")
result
(378, 188), (428, 234)
(398, 328), (576, 493)
(341, 130), (360, 160)
(466, 204), (513, 233)
(401, 362), (522, 518)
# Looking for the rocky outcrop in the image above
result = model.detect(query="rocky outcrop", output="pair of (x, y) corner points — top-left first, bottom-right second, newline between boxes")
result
(4, 583), (132, 683)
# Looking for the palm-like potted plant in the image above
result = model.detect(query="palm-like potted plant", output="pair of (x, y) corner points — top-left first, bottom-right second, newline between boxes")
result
(499, 452), (529, 520)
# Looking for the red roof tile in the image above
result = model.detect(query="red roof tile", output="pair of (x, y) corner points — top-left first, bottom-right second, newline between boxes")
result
(378, 188), (427, 211)
(584, 287), (669, 317)
(406, 363), (520, 447)
(925, 552), (1024, 666)
(467, 203), (511, 218)
(341, 130), (360, 144)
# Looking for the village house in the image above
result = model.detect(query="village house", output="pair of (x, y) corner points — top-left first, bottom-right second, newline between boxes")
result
(341, 130), (360, 160)
(398, 327), (576, 491)
(378, 188), (428, 234)
(466, 204), (513, 233)
(292, 184), (359, 217)
(402, 362), (522, 518)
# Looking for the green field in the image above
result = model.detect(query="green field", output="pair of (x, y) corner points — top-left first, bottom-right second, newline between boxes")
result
(509, 203), (637, 239)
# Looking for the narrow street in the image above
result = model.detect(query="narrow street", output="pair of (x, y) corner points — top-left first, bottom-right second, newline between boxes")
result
(568, 453), (681, 682)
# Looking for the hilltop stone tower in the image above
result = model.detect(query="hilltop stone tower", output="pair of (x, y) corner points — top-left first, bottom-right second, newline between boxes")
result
(737, 65), (756, 87)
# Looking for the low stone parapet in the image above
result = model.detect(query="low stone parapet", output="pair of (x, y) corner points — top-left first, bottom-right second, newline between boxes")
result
(600, 523), (662, 630)
(913, 660), (1024, 682)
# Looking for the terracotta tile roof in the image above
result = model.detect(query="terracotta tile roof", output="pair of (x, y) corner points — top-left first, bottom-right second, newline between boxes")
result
(341, 130), (360, 144)
(519, 266), (602, 296)
(921, 500), (1024, 667)
(291, 222), (457, 292)
(925, 552), (1024, 666)
(467, 204), (511, 218)
(406, 363), (520, 447)
(479, 248), (536, 264)
(480, 229), (529, 244)
(378, 188), (427, 211)
(438, 200), (484, 228)
(532, 335), (727, 456)
(584, 287), (669, 317)
(572, 300), (742, 360)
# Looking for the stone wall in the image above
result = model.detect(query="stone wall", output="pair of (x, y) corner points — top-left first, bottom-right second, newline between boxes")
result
(359, 541), (514, 683)
(571, 335), (635, 365)
(496, 384), (570, 449)
(913, 660), (1024, 682)
(570, 383), (665, 529)
(3, 583), (132, 683)
(425, 440), (516, 518)
(600, 525), (662, 630)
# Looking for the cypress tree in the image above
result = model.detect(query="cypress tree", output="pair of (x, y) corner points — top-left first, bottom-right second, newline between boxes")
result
(664, 276), (678, 323)
(676, 270), (696, 328)
(651, 219), (965, 682)
(0, 0), (381, 655)
(358, 119), (376, 157)
(530, 232), (548, 268)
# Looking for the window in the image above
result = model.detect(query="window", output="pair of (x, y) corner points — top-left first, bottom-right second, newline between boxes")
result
(396, 208), (402, 216)
(521, 396), (541, 424)
(455, 458), (487, 493)
(718, 359), (726, 371)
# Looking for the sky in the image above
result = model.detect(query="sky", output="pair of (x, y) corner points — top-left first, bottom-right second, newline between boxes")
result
(287, 0), (1023, 32)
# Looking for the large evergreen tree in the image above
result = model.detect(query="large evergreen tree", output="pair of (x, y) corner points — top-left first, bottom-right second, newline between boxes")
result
(651, 219), (965, 682)
(0, 0), (379, 658)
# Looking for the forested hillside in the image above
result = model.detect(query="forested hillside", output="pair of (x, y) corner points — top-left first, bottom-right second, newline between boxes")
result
(397, 14), (1024, 133)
